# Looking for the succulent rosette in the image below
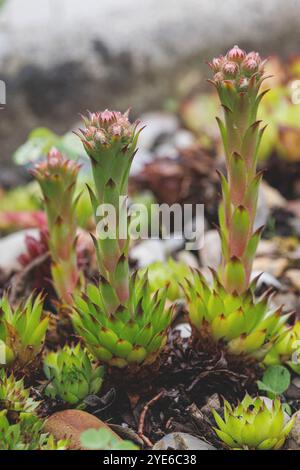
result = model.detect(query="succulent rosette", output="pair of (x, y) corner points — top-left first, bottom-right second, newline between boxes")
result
(185, 46), (290, 358)
(73, 273), (172, 368)
(264, 321), (300, 373)
(43, 344), (104, 405)
(32, 149), (81, 305)
(0, 369), (39, 414)
(213, 394), (294, 450)
(187, 270), (290, 359)
(144, 258), (192, 301)
(73, 110), (172, 369)
(0, 410), (68, 450)
(0, 294), (48, 372)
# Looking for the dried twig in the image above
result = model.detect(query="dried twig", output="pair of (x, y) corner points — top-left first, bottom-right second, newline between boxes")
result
(138, 390), (164, 448)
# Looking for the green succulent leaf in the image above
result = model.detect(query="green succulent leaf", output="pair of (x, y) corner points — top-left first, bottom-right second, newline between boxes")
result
(257, 365), (291, 398)
(80, 428), (138, 450)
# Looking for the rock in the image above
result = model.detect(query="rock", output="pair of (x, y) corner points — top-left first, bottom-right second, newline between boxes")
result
(44, 410), (121, 450)
(273, 291), (300, 312)
(0, 228), (39, 274)
(201, 394), (221, 415)
(252, 271), (282, 290)
(173, 322), (192, 339)
(201, 393), (221, 414)
(285, 378), (300, 400)
(285, 269), (300, 291)
(252, 257), (288, 278)
(293, 378), (300, 388)
(138, 112), (179, 151)
(173, 130), (195, 149)
(130, 240), (167, 268)
(254, 186), (270, 230)
(286, 200), (300, 220)
(176, 250), (199, 268)
(286, 410), (300, 450)
(260, 181), (287, 210)
(199, 230), (221, 270)
(130, 149), (153, 176)
(256, 239), (278, 257)
(153, 432), (216, 450)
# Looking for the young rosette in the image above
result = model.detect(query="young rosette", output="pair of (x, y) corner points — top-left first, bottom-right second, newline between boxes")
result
(0, 294), (48, 372)
(186, 270), (290, 359)
(264, 321), (300, 374)
(213, 394), (294, 450)
(32, 148), (81, 305)
(0, 369), (39, 414)
(43, 343), (104, 405)
(0, 410), (68, 450)
(145, 258), (193, 301)
(72, 272), (172, 369)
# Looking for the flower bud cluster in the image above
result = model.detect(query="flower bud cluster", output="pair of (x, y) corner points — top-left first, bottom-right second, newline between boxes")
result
(208, 45), (266, 90)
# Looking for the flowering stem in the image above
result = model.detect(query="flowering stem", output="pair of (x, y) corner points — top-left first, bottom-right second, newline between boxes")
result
(32, 149), (81, 305)
(76, 110), (142, 314)
(209, 46), (269, 293)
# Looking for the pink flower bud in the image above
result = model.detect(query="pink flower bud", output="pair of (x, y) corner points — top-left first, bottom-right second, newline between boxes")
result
(100, 109), (115, 123)
(245, 51), (261, 64)
(78, 108), (137, 150)
(227, 45), (246, 63)
(213, 72), (225, 83)
(84, 127), (97, 140)
(223, 61), (239, 77)
(47, 148), (62, 167)
(95, 130), (107, 144)
(208, 57), (224, 72)
(242, 58), (259, 73)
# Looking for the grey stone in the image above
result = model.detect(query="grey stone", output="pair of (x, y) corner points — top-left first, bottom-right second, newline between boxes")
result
(252, 270), (282, 290)
(199, 230), (221, 270)
(138, 112), (179, 151)
(130, 240), (167, 267)
(153, 432), (216, 450)
(286, 410), (300, 450)
(0, 228), (39, 273)
(173, 322), (192, 339)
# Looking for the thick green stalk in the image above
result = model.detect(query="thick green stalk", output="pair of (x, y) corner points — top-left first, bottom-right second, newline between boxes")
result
(76, 110), (142, 314)
(209, 46), (269, 293)
(32, 149), (81, 305)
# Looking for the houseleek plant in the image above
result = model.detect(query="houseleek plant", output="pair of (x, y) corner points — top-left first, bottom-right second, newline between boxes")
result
(43, 344), (104, 405)
(0, 369), (39, 414)
(32, 148), (81, 305)
(213, 394), (294, 450)
(0, 294), (48, 372)
(0, 410), (68, 450)
(73, 110), (172, 368)
(185, 46), (290, 358)
(264, 321), (300, 374)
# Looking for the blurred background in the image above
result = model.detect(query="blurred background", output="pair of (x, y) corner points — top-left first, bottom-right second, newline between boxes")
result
(1, 0), (300, 172)
(1, 0), (300, 314)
